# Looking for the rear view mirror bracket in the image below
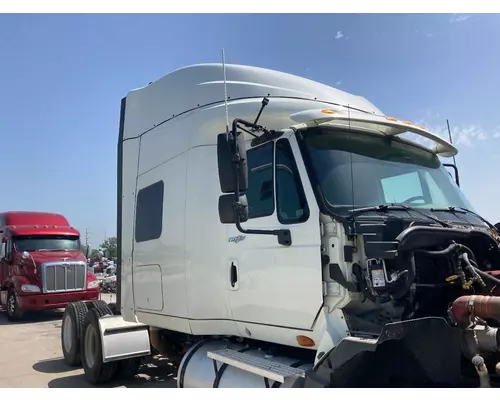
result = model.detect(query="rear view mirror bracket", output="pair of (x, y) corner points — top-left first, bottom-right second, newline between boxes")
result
(217, 115), (292, 246)
(235, 220), (292, 247)
(443, 163), (460, 187)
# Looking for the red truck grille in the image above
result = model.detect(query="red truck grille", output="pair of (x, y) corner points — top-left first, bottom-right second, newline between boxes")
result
(41, 261), (87, 293)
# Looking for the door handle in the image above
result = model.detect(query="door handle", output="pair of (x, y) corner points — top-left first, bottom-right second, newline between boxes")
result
(230, 262), (238, 288)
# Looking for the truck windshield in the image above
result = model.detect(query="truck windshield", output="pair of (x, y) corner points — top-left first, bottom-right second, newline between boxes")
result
(13, 235), (81, 252)
(298, 127), (475, 216)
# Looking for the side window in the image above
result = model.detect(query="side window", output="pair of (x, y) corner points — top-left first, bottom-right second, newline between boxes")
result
(275, 140), (310, 224)
(380, 171), (425, 204)
(246, 142), (275, 219)
(135, 180), (164, 243)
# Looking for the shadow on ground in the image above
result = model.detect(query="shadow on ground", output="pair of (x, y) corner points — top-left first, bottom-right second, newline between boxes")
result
(0, 309), (63, 326)
(45, 356), (178, 388)
(32, 357), (79, 374)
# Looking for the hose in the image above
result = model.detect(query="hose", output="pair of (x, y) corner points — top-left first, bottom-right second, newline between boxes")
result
(462, 253), (487, 289)
(417, 243), (500, 290)
(472, 267), (500, 287)
(416, 243), (459, 257)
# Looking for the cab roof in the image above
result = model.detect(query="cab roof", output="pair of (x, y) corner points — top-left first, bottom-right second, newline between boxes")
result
(123, 63), (383, 140)
(0, 211), (80, 237)
(1, 211), (70, 226)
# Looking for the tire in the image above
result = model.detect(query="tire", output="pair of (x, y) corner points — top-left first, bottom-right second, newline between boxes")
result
(86, 300), (113, 314)
(107, 302), (118, 315)
(81, 307), (118, 385)
(115, 357), (142, 380)
(61, 302), (88, 366)
(6, 289), (24, 321)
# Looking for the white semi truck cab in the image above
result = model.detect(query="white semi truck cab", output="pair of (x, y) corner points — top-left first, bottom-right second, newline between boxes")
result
(60, 63), (500, 388)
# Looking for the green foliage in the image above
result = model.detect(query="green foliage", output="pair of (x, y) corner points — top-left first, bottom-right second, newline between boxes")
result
(99, 236), (117, 259)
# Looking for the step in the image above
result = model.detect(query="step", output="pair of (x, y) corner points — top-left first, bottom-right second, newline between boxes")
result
(207, 348), (306, 383)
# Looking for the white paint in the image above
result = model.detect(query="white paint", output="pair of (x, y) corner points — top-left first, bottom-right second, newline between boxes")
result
(134, 153), (189, 318)
(120, 139), (141, 323)
(132, 264), (163, 311)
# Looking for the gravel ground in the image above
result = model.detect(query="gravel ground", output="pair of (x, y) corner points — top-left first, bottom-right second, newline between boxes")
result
(0, 294), (177, 388)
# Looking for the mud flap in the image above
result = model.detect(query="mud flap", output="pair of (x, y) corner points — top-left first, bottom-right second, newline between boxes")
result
(97, 314), (151, 363)
(305, 317), (463, 388)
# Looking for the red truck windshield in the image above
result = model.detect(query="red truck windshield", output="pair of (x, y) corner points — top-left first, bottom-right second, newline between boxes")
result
(13, 235), (81, 252)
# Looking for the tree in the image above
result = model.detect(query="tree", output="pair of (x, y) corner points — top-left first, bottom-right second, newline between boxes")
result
(90, 248), (100, 260)
(99, 236), (117, 259)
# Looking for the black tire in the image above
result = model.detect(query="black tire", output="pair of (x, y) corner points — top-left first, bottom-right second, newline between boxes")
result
(61, 302), (89, 367)
(81, 307), (118, 385)
(107, 302), (118, 315)
(115, 357), (142, 380)
(86, 300), (113, 314)
(6, 289), (24, 321)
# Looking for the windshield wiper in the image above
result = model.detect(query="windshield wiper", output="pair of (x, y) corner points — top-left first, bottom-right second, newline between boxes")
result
(430, 206), (496, 230)
(348, 204), (452, 228)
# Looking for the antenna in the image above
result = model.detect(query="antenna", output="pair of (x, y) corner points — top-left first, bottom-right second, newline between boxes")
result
(348, 105), (355, 215)
(221, 48), (230, 134)
(446, 119), (457, 167)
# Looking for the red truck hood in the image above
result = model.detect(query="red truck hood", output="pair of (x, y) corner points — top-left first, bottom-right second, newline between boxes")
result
(16, 251), (87, 288)
(27, 250), (86, 264)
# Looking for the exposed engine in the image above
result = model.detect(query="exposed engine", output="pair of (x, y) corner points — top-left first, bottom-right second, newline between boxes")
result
(337, 221), (500, 387)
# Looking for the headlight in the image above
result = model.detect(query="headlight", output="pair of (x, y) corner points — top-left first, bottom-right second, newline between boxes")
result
(21, 284), (41, 293)
(87, 280), (99, 289)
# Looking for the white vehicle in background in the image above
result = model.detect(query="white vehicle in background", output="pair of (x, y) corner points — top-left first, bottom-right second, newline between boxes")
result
(60, 63), (500, 388)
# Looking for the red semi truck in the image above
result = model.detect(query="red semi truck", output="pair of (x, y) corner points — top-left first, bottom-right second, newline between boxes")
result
(0, 211), (100, 321)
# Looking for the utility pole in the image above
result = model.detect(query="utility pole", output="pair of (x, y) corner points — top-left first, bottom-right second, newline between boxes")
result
(85, 228), (90, 248)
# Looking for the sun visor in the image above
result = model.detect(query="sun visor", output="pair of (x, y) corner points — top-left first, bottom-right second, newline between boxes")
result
(289, 108), (458, 158)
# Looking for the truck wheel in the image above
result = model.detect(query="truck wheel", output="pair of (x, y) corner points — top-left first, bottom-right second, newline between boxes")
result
(87, 300), (113, 314)
(115, 357), (142, 380)
(6, 289), (24, 321)
(81, 307), (118, 384)
(107, 302), (118, 315)
(61, 302), (88, 366)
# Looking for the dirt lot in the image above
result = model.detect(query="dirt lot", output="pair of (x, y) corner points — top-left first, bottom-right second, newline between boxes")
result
(0, 294), (177, 388)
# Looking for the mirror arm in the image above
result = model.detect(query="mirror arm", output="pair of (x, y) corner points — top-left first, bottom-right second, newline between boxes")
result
(232, 118), (271, 139)
(443, 163), (460, 187)
(235, 214), (292, 247)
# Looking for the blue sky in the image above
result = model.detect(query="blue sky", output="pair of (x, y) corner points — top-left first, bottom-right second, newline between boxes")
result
(1, 13), (499, 247)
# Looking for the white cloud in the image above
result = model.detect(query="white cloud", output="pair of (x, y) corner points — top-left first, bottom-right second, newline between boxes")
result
(415, 29), (435, 38)
(494, 132), (500, 138)
(450, 14), (471, 23)
(335, 31), (344, 40)
(399, 114), (492, 151)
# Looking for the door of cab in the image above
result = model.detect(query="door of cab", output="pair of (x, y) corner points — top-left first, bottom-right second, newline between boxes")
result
(0, 238), (12, 304)
(226, 133), (323, 333)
